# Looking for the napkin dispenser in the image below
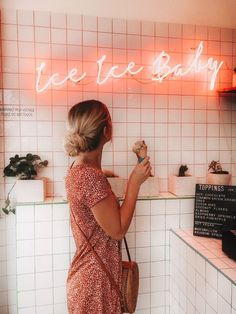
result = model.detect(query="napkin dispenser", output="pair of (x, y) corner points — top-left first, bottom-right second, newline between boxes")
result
(222, 229), (236, 261)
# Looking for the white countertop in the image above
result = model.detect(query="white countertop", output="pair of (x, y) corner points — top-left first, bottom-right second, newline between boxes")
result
(16, 192), (195, 206)
(172, 228), (236, 285)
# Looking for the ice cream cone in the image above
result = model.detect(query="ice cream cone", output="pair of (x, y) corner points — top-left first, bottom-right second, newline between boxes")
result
(132, 140), (147, 163)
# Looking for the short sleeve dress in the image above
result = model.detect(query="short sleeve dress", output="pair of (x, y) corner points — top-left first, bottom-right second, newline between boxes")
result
(65, 164), (122, 314)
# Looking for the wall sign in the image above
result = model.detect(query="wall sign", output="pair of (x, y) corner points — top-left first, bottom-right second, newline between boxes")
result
(194, 184), (236, 239)
(0, 105), (35, 119)
(35, 41), (224, 93)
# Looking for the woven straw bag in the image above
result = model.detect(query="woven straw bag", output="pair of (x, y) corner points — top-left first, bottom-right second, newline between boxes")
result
(121, 238), (139, 313)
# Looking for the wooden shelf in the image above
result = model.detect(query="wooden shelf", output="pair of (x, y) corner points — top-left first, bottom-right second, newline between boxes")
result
(218, 87), (236, 94)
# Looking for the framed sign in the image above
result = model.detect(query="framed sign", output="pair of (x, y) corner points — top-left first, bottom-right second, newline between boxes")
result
(194, 184), (236, 239)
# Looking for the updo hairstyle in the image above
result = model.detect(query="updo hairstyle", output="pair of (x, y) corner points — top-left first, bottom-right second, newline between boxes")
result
(64, 99), (111, 157)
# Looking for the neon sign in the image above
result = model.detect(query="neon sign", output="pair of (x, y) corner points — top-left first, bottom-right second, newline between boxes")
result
(35, 41), (223, 93)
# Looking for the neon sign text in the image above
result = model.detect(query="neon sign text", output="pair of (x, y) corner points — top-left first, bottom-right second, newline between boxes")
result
(96, 55), (144, 85)
(36, 63), (86, 92)
(35, 41), (223, 93)
(152, 41), (223, 90)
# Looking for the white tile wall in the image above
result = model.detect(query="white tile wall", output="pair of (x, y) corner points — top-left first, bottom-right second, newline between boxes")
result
(8, 198), (193, 313)
(170, 229), (236, 314)
(0, 9), (236, 199)
(1, 7), (236, 314)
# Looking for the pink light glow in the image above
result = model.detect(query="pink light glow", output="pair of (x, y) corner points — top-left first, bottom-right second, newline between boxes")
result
(35, 41), (223, 93)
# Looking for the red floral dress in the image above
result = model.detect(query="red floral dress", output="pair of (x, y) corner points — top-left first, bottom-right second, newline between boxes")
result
(65, 164), (122, 314)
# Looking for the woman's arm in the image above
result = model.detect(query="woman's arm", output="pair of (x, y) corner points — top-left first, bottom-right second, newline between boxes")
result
(90, 157), (151, 240)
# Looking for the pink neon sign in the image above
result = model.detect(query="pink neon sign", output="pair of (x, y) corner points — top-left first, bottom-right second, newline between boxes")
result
(35, 41), (223, 93)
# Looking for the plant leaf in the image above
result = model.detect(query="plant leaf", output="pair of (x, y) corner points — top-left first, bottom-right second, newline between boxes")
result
(2, 207), (9, 215)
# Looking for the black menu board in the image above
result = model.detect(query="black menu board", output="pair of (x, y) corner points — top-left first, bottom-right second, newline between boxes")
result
(194, 184), (236, 239)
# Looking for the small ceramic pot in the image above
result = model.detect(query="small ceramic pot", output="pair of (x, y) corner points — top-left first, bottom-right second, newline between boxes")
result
(206, 173), (231, 185)
(169, 175), (196, 196)
(16, 178), (46, 203)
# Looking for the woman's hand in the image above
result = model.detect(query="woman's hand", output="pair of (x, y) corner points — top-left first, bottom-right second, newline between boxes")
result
(129, 157), (152, 187)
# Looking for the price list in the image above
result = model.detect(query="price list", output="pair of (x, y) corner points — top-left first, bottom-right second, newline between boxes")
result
(194, 184), (236, 239)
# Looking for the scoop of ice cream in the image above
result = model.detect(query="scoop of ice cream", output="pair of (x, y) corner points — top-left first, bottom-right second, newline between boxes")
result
(132, 140), (147, 162)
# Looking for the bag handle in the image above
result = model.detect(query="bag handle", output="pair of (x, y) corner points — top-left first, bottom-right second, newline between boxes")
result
(69, 160), (132, 262)
(70, 208), (123, 299)
(123, 236), (131, 262)
(70, 161), (75, 169)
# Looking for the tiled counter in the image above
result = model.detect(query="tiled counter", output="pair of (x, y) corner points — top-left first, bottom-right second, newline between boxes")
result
(14, 195), (194, 314)
(170, 229), (236, 314)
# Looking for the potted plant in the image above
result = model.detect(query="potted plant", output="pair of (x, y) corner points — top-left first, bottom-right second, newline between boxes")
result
(207, 160), (231, 185)
(2, 153), (48, 214)
(169, 165), (196, 196)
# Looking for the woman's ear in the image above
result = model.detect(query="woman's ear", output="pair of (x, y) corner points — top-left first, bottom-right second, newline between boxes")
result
(103, 125), (112, 141)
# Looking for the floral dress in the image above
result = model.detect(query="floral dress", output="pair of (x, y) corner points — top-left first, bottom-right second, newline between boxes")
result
(65, 164), (122, 314)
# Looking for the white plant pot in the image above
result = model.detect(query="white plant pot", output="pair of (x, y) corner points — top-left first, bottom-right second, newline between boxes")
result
(169, 175), (196, 196)
(207, 173), (231, 185)
(16, 178), (46, 203)
(139, 177), (159, 197)
(107, 177), (127, 198)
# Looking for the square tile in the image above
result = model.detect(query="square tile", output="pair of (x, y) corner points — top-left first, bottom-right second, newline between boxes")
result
(18, 290), (35, 307)
(36, 272), (53, 289)
(113, 18), (126, 34)
(35, 255), (52, 273)
(34, 11), (50, 27)
(35, 288), (53, 306)
(51, 13), (66, 28)
(83, 15), (97, 31)
(98, 17), (112, 32)
(35, 239), (52, 255)
(218, 272), (232, 303)
(18, 273), (35, 291)
(17, 257), (35, 274)
(67, 14), (82, 30)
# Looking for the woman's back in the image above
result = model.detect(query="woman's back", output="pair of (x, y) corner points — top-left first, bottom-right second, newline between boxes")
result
(66, 164), (122, 314)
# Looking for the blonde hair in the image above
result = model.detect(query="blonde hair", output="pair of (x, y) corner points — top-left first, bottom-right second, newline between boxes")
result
(64, 100), (111, 156)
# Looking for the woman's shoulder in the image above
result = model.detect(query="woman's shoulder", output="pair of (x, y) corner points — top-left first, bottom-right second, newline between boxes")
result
(67, 164), (107, 182)
(66, 164), (114, 207)
(65, 164), (111, 197)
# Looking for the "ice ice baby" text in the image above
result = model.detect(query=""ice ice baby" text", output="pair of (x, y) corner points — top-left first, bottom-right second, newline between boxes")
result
(35, 41), (224, 93)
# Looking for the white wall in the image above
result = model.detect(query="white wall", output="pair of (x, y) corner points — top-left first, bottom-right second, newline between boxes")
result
(1, 0), (236, 28)
(14, 198), (194, 314)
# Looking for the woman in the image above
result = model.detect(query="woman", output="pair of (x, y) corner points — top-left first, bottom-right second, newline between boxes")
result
(64, 99), (151, 314)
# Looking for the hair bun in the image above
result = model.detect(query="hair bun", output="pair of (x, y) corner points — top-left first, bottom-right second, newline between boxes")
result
(64, 132), (88, 157)
(64, 100), (111, 156)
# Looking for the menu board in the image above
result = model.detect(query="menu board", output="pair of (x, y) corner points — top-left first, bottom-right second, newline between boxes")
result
(194, 184), (236, 239)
